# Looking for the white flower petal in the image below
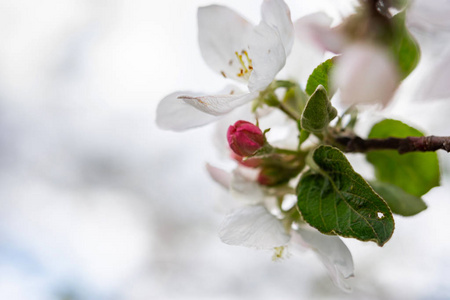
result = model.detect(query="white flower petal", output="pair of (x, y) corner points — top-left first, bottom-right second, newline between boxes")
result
(332, 43), (400, 106)
(156, 92), (221, 131)
(180, 91), (259, 116)
(281, 13), (331, 83)
(295, 12), (346, 54)
(261, 0), (294, 55)
(406, 0), (450, 34)
(230, 168), (265, 205)
(283, 13), (333, 82)
(198, 5), (254, 82)
(281, 36), (321, 83)
(293, 227), (354, 292)
(248, 22), (287, 92)
(206, 164), (231, 189)
(415, 48), (450, 101)
(294, 12), (332, 41)
(219, 205), (290, 249)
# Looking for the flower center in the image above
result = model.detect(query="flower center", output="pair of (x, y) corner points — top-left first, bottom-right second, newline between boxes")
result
(235, 50), (253, 80)
(272, 246), (287, 261)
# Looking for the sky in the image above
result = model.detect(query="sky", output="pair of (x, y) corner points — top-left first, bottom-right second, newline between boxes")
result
(0, 0), (450, 299)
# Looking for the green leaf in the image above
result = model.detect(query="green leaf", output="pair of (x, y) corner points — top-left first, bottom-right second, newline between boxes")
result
(305, 58), (335, 96)
(391, 12), (420, 78)
(301, 85), (337, 133)
(297, 146), (394, 246)
(366, 119), (440, 197)
(370, 181), (427, 217)
(298, 129), (310, 146)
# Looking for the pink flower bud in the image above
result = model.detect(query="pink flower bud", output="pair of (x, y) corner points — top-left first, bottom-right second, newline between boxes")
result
(227, 121), (265, 157)
(231, 152), (262, 168)
(257, 155), (305, 186)
(257, 166), (296, 186)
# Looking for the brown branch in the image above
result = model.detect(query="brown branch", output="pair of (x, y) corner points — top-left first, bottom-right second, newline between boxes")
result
(335, 135), (450, 154)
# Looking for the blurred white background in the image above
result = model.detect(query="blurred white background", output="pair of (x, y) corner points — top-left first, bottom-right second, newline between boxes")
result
(0, 0), (450, 299)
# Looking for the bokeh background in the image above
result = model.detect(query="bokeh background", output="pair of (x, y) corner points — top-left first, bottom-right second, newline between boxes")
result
(1, 0), (450, 299)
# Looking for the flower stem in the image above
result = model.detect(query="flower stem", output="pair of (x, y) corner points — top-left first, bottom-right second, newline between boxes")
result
(274, 148), (301, 155)
(278, 102), (300, 121)
(274, 80), (296, 89)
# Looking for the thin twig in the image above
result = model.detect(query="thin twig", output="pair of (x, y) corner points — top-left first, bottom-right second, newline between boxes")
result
(278, 102), (300, 121)
(335, 135), (450, 154)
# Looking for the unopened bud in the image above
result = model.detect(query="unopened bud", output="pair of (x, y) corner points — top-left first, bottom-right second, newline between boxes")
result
(258, 166), (288, 186)
(227, 121), (265, 157)
(231, 152), (262, 168)
(257, 156), (305, 186)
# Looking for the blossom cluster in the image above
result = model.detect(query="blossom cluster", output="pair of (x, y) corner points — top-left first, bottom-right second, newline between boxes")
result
(155, 0), (448, 292)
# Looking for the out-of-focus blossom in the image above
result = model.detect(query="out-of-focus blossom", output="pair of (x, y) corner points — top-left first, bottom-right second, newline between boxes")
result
(156, 0), (294, 131)
(206, 163), (287, 249)
(206, 163), (264, 205)
(291, 225), (354, 292)
(205, 165), (354, 292)
(406, 0), (450, 35)
(414, 47), (450, 101)
(406, 0), (450, 101)
(295, 12), (346, 54)
(282, 12), (334, 82)
(331, 43), (400, 106)
(219, 205), (291, 249)
(297, 5), (402, 107)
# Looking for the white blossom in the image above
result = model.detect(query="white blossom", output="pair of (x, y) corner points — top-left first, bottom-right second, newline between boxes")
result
(292, 225), (354, 292)
(156, 0), (294, 131)
(206, 165), (354, 292)
(331, 43), (400, 106)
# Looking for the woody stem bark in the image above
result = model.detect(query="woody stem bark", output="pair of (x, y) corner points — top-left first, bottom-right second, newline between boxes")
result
(335, 135), (450, 154)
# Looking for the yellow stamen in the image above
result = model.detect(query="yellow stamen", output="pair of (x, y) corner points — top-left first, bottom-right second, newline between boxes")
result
(235, 50), (253, 79)
(242, 50), (252, 66)
(272, 246), (286, 261)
